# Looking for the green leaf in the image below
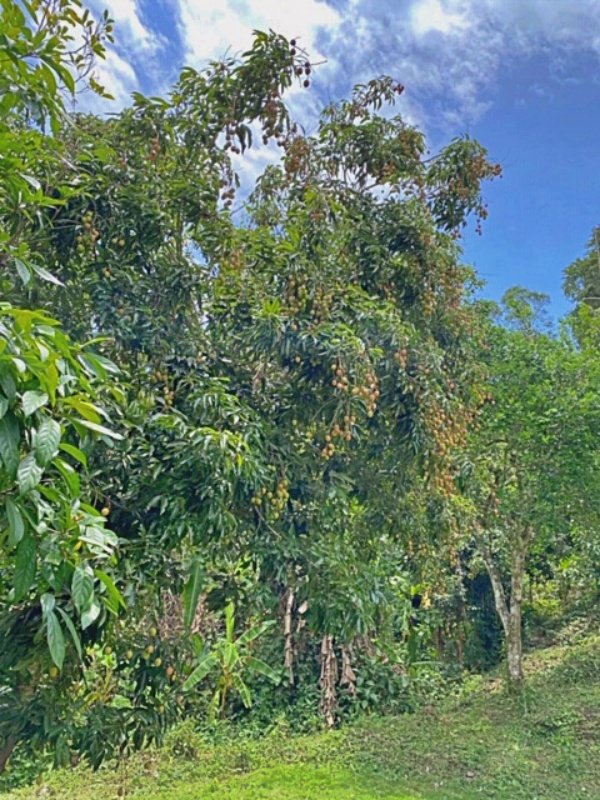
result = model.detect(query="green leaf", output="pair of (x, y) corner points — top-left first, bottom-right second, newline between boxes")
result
(183, 652), (218, 690)
(59, 442), (87, 467)
(207, 688), (221, 722)
(95, 569), (126, 613)
(81, 600), (101, 630)
(65, 398), (101, 423)
(41, 594), (56, 615)
(73, 418), (123, 440)
(245, 656), (280, 684)
(109, 695), (133, 710)
(6, 497), (25, 547)
(46, 609), (66, 670)
(35, 418), (61, 466)
(22, 390), (49, 417)
(225, 602), (235, 642)
(224, 641), (239, 669)
(78, 353), (120, 380)
(56, 607), (83, 661)
(0, 373), (17, 404)
(14, 534), (36, 601)
(15, 258), (31, 286)
(0, 412), (20, 477)
(232, 673), (252, 708)
(183, 557), (204, 631)
(31, 263), (64, 286)
(72, 564), (94, 614)
(17, 452), (43, 494)
(237, 619), (275, 647)
(54, 457), (80, 498)
(0, 397), (8, 419)
(79, 526), (117, 555)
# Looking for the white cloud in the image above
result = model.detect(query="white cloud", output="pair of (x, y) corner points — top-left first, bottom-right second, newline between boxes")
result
(95, 48), (140, 106)
(77, 0), (600, 141)
(171, 0), (340, 66)
(89, 0), (160, 54)
(313, 0), (600, 131)
(410, 0), (468, 36)
(82, 0), (166, 110)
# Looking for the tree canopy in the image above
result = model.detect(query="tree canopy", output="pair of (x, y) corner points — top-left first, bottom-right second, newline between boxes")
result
(1, 0), (599, 780)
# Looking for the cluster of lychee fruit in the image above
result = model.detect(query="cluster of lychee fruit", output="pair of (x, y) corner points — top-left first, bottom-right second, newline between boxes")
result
(350, 369), (379, 416)
(289, 39), (312, 88)
(148, 135), (160, 163)
(75, 210), (100, 256)
(149, 368), (175, 407)
(320, 414), (357, 459)
(251, 478), (290, 521)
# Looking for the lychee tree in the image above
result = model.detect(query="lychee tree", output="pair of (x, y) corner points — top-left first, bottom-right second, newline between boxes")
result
(3, 6), (501, 738)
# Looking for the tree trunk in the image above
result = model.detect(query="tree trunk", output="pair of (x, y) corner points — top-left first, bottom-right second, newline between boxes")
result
(506, 610), (523, 685)
(507, 536), (527, 686)
(0, 739), (16, 774)
(319, 635), (337, 728)
(481, 530), (529, 688)
(283, 588), (295, 685)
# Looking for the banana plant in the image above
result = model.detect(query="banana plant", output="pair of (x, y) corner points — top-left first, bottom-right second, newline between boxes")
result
(183, 603), (280, 720)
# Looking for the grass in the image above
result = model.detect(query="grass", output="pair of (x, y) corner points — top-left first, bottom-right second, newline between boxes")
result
(3, 634), (600, 800)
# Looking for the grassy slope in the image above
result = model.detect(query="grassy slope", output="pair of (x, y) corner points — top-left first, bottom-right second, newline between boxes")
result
(4, 634), (600, 800)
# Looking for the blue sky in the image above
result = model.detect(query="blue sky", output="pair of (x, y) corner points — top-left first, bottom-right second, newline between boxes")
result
(85, 0), (600, 319)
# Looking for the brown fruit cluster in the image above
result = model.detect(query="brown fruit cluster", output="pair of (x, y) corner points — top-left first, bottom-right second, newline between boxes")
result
(321, 414), (357, 458)
(220, 180), (236, 210)
(331, 363), (349, 392)
(148, 135), (160, 163)
(224, 117), (243, 155)
(261, 98), (283, 143)
(351, 369), (379, 416)
(394, 347), (409, 370)
(284, 137), (310, 178)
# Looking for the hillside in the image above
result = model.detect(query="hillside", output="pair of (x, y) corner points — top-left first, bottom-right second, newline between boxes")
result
(4, 634), (599, 800)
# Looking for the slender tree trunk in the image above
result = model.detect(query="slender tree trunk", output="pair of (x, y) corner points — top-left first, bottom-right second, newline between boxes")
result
(481, 530), (530, 688)
(284, 588), (295, 685)
(0, 739), (16, 774)
(319, 635), (337, 728)
(507, 538), (527, 685)
(455, 555), (467, 667)
(434, 626), (444, 660)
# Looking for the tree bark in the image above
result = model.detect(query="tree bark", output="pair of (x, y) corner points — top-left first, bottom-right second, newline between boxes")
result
(507, 536), (527, 685)
(319, 635), (337, 728)
(283, 588), (294, 685)
(0, 739), (16, 774)
(481, 531), (529, 688)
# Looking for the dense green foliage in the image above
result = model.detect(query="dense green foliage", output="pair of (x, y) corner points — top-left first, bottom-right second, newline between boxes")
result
(1, 0), (599, 791)
(3, 633), (600, 799)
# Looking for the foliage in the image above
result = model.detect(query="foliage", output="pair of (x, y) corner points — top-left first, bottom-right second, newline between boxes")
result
(183, 603), (279, 720)
(563, 226), (600, 345)
(2, 0), (599, 780)
(457, 292), (600, 682)
(0, 0), (127, 773)
(2, 635), (599, 799)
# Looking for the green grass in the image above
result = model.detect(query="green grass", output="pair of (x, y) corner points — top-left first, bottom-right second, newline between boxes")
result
(135, 765), (419, 800)
(3, 634), (600, 800)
